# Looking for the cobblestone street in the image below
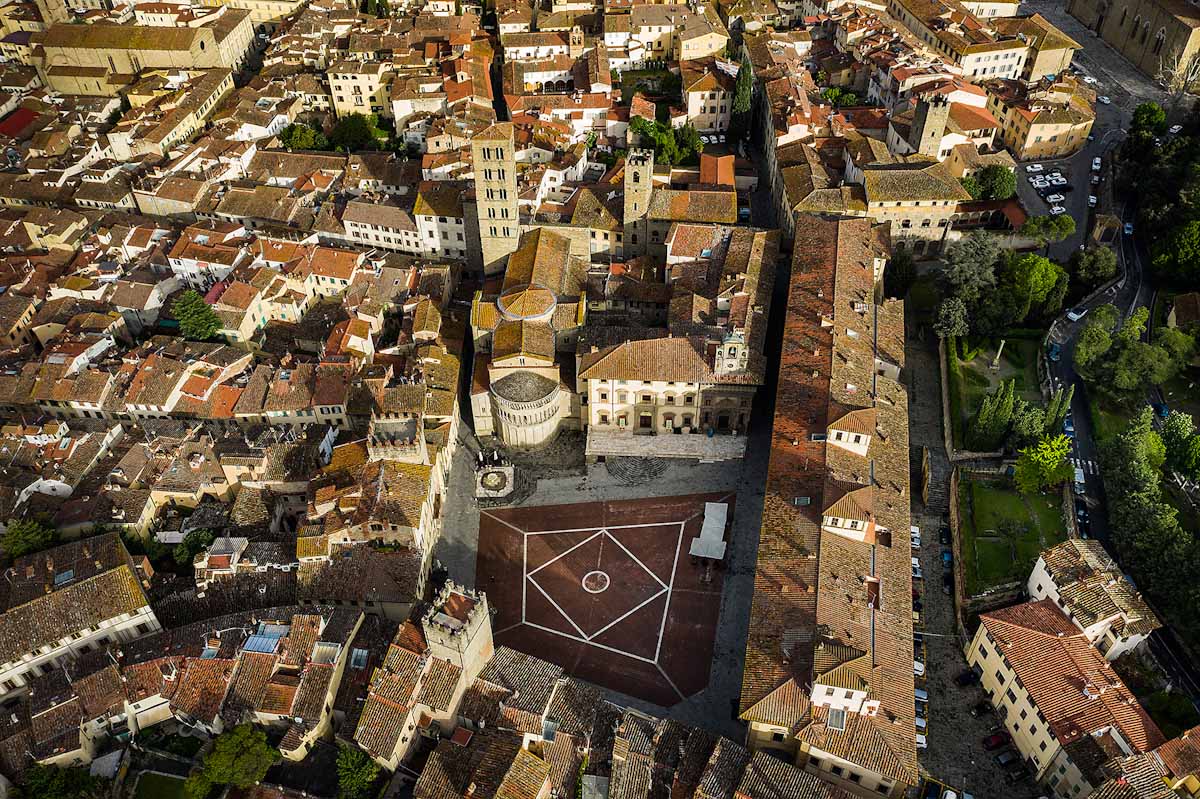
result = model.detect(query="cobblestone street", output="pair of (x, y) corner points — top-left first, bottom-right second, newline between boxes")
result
(906, 321), (1042, 799)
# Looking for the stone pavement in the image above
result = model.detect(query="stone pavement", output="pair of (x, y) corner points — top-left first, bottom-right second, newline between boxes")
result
(906, 323), (1043, 799)
(435, 415), (770, 739)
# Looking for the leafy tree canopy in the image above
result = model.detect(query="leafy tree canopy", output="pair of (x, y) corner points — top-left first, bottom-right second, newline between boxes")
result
(1014, 434), (1075, 494)
(1070, 246), (1118, 287)
(15, 765), (106, 799)
(974, 164), (1017, 201)
(933, 297), (969, 339)
(186, 724), (277, 799)
(172, 289), (221, 341)
(3, 517), (58, 558)
(337, 744), (381, 799)
(329, 113), (386, 152)
(278, 123), (328, 151)
(1152, 220), (1200, 285)
(1132, 101), (1168, 136)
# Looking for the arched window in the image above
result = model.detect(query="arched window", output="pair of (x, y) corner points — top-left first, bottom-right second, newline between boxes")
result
(1142, 21), (1150, 42)
(1120, 8), (1126, 26)
(1154, 28), (1166, 54)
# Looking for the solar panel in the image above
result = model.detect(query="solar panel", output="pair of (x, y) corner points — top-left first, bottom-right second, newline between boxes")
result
(243, 634), (281, 654)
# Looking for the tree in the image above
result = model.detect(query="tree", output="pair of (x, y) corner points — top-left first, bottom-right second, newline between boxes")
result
(330, 113), (385, 152)
(15, 765), (106, 799)
(337, 744), (381, 799)
(728, 57), (753, 145)
(1008, 400), (1047, 451)
(960, 174), (981, 200)
(174, 528), (215, 567)
(1152, 220), (1200, 285)
(279, 123), (328, 151)
(975, 164), (1017, 201)
(1070, 246), (1118, 287)
(942, 232), (1000, 305)
(1132, 101), (1169, 136)
(2, 518), (58, 558)
(934, 297), (969, 338)
(883, 251), (916, 299)
(1163, 410), (1197, 473)
(1014, 434), (1075, 494)
(819, 87), (858, 107)
(1158, 50), (1200, 111)
(1074, 319), (1113, 378)
(187, 724), (277, 799)
(1043, 384), (1074, 436)
(172, 290), (221, 341)
(1022, 214), (1076, 253)
(968, 379), (1015, 450)
(1156, 325), (1196, 365)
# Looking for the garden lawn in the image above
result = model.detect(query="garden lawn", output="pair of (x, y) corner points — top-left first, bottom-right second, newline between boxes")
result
(948, 336), (1042, 450)
(958, 478), (1068, 597)
(135, 773), (188, 799)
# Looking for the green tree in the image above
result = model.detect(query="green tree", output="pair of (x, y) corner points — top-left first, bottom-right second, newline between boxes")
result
(960, 175), (982, 199)
(1043, 383), (1075, 436)
(279, 123), (329, 150)
(934, 297), (969, 338)
(883, 251), (916, 299)
(942, 231), (1000, 305)
(1074, 320), (1113, 378)
(968, 379), (1015, 450)
(174, 528), (215, 567)
(172, 289), (221, 341)
(336, 744), (381, 799)
(1156, 325), (1196, 365)
(15, 765), (106, 799)
(3, 517), (58, 558)
(1022, 214), (1076, 253)
(1008, 400), (1047, 451)
(330, 113), (385, 152)
(1152, 220), (1200, 285)
(1014, 434), (1075, 494)
(819, 87), (858, 107)
(1163, 410), (1197, 473)
(728, 57), (753, 145)
(975, 164), (1017, 200)
(674, 123), (703, 164)
(1070, 246), (1118, 287)
(186, 724), (277, 799)
(1132, 101), (1168, 135)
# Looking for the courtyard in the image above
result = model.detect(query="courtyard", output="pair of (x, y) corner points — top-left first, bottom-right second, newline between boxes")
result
(957, 477), (1068, 597)
(477, 493), (730, 706)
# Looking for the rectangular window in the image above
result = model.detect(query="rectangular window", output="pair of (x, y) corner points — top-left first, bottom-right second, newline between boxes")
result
(828, 708), (846, 731)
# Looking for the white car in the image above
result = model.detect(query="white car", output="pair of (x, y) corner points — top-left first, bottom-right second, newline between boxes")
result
(1067, 308), (1089, 322)
(914, 660), (926, 677)
(1088, 195), (1098, 207)
(1050, 205), (1068, 215)
(1098, 95), (1111, 104)
(1092, 157), (1102, 171)
(1025, 163), (1044, 173)
(1048, 176), (1067, 186)
(1082, 75), (1098, 85)
(1170, 124), (1184, 134)
(1091, 175), (1101, 185)
(1046, 193), (1065, 203)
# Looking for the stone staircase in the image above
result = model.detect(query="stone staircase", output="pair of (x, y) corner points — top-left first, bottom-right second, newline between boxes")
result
(924, 448), (952, 515)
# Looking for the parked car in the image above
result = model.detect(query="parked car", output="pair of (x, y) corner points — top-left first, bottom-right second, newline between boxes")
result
(916, 733), (928, 750)
(1091, 175), (1101, 185)
(911, 525), (921, 548)
(1048, 175), (1067, 185)
(1170, 124), (1184, 134)
(941, 551), (953, 570)
(1075, 499), (1089, 520)
(1047, 342), (1062, 362)
(1066, 307), (1088, 322)
(994, 749), (1019, 767)
(970, 700), (993, 718)
(954, 669), (978, 687)
(1088, 195), (1098, 208)
(1050, 205), (1067, 215)
(914, 660), (926, 677)
(913, 599), (923, 612)
(983, 732), (1011, 750)
(1046, 193), (1065, 203)
(942, 572), (953, 595)
(1064, 414), (1075, 435)
(1074, 467), (1086, 495)
(1124, 221), (1135, 235)
(1025, 163), (1044, 173)
(1092, 157), (1103, 171)
(939, 524), (951, 546)
(1082, 75), (1098, 85)
(913, 565), (923, 580)
(1152, 402), (1170, 419)
(1098, 95), (1111, 104)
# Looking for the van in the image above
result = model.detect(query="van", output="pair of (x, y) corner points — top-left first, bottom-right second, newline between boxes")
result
(1073, 467), (1086, 494)
(915, 687), (929, 702)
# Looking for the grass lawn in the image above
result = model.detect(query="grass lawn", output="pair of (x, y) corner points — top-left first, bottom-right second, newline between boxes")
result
(135, 773), (188, 799)
(958, 478), (1068, 597)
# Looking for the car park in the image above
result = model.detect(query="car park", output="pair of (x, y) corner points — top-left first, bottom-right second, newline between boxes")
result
(1050, 205), (1067, 215)
(1025, 163), (1043, 172)
(1066, 307), (1088, 322)
(1046, 193), (1065, 203)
